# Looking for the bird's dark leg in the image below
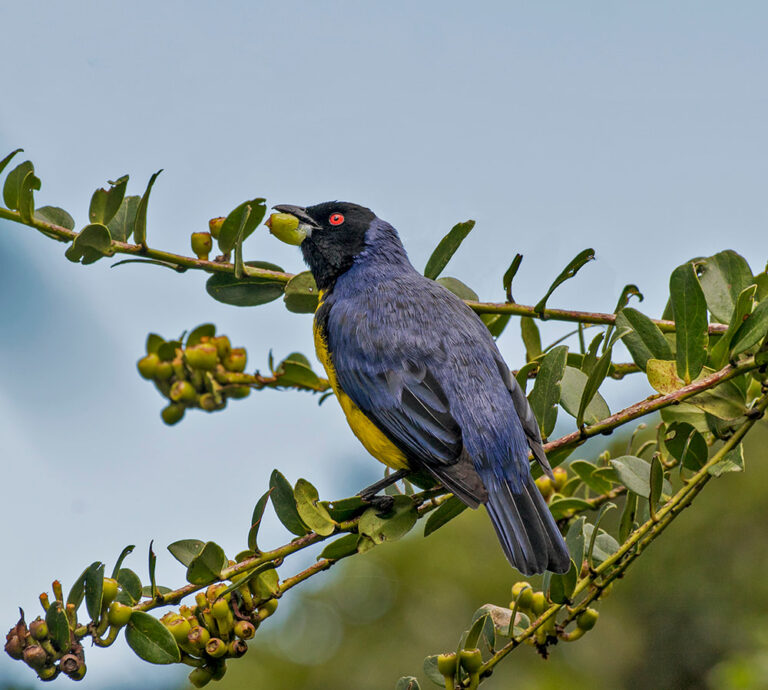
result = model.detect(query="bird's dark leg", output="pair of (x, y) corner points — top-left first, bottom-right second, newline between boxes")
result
(357, 469), (410, 512)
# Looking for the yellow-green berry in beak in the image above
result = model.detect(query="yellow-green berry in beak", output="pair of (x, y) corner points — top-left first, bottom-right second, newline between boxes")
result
(266, 212), (305, 246)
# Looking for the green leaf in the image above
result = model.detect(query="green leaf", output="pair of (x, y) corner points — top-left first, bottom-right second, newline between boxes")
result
(116, 568), (142, 605)
(167, 539), (205, 567)
(247, 489), (273, 552)
(125, 611), (181, 664)
(548, 496), (591, 519)
(527, 345), (568, 438)
(395, 677), (421, 690)
(277, 358), (324, 390)
(520, 317), (542, 362)
(283, 271), (319, 313)
(85, 561), (105, 621)
(696, 250), (754, 324)
(436, 276), (478, 301)
(321, 496), (368, 522)
(142, 585), (171, 597)
(423, 220), (475, 280)
(576, 347), (613, 427)
(423, 496), (468, 537)
(358, 495), (418, 544)
(89, 175), (128, 226)
(148, 541), (158, 598)
(484, 313), (511, 338)
(649, 455), (663, 510)
(67, 566), (88, 610)
(503, 253), (523, 302)
(619, 491), (638, 542)
(233, 205), (250, 278)
(514, 361), (537, 392)
(0, 148), (23, 178)
(422, 655), (446, 686)
(186, 541), (228, 585)
(708, 443), (745, 477)
(294, 478), (336, 536)
(133, 169), (162, 246)
(464, 613), (490, 650)
(581, 333), (604, 375)
(689, 379), (747, 420)
(664, 422), (708, 470)
(583, 523), (619, 564)
(206, 261), (285, 307)
(107, 195), (140, 242)
(45, 602), (71, 653)
(35, 205), (75, 231)
(270, 469), (309, 536)
(559, 367), (610, 426)
(217, 198), (267, 254)
(158, 339), (181, 361)
(615, 308), (674, 370)
(646, 358), (685, 394)
(730, 296), (768, 356)
(319, 533), (360, 560)
(65, 223), (114, 264)
(2, 160), (33, 210)
(548, 560), (577, 604)
(565, 516), (586, 568)
(709, 285), (757, 368)
(17, 170), (41, 222)
(610, 455), (671, 498)
(534, 248), (595, 314)
(186, 323), (216, 348)
(670, 262), (709, 383)
(251, 566), (279, 600)
(569, 460), (612, 494)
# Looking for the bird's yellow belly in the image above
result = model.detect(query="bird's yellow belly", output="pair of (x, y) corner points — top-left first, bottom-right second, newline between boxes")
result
(313, 312), (409, 471)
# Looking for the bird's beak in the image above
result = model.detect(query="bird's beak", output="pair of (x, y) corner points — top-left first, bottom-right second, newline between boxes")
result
(265, 205), (320, 246)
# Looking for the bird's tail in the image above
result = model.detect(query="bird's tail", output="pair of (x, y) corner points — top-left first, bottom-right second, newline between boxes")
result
(484, 473), (570, 575)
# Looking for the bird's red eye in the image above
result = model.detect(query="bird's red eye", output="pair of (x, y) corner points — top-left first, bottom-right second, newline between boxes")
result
(329, 212), (344, 226)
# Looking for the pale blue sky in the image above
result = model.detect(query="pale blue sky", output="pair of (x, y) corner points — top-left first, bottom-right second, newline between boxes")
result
(1, 2), (767, 686)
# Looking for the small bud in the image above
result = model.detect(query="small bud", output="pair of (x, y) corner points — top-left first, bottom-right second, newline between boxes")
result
(52, 581), (63, 603)
(208, 217), (225, 239)
(29, 618), (49, 641)
(101, 578), (119, 606)
(191, 232), (213, 260)
(23, 645), (49, 670)
(531, 592), (547, 616)
(161, 403), (185, 426)
(155, 360), (174, 381)
(167, 618), (192, 645)
(195, 592), (208, 609)
(227, 639), (248, 658)
(137, 353), (160, 379)
(436, 652), (458, 677)
(39, 593), (50, 611)
(211, 598), (231, 621)
(577, 608), (599, 631)
(212, 336), (231, 359)
(223, 348), (247, 373)
(233, 620), (255, 640)
(172, 356), (186, 380)
(266, 212), (305, 246)
(4, 634), (24, 660)
(187, 625), (211, 651)
(188, 666), (213, 688)
(227, 385), (251, 399)
(186, 344), (219, 371)
(459, 648), (483, 674)
(170, 380), (197, 403)
(510, 581), (534, 611)
(37, 665), (58, 681)
(552, 466), (568, 491)
(534, 476), (554, 500)
(107, 602), (133, 628)
(205, 637), (227, 658)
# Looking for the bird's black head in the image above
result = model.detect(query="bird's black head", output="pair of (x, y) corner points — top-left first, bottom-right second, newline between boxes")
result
(272, 201), (376, 291)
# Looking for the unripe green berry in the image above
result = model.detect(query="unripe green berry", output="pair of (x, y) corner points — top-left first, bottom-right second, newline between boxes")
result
(577, 608), (599, 631)
(170, 380), (196, 403)
(266, 212), (305, 245)
(166, 618), (192, 644)
(199, 393), (218, 411)
(535, 476), (554, 500)
(212, 336), (231, 359)
(23, 645), (48, 670)
(459, 648), (483, 674)
(208, 217), (225, 240)
(552, 466), (568, 491)
(161, 403), (185, 425)
(107, 602), (133, 627)
(511, 581), (534, 610)
(436, 652), (458, 677)
(37, 665), (58, 681)
(206, 584), (229, 603)
(29, 618), (49, 641)
(155, 360), (173, 381)
(227, 385), (251, 399)
(531, 592), (547, 616)
(211, 598), (231, 620)
(101, 578), (119, 606)
(186, 344), (219, 371)
(137, 353), (160, 379)
(223, 348), (247, 373)
(205, 637), (227, 658)
(191, 232), (213, 260)
(188, 666), (213, 688)
(234, 620), (255, 640)
(257, 598), (278, 620)
(187, 625), (211, 650)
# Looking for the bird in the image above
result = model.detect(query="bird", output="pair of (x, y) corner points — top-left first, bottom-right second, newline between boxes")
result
(267, 201), (570, 575)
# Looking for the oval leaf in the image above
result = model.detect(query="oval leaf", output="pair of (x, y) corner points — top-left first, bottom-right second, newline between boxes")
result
(294, 478), (336, 536)
(125, 611), (181, 664)
(616, 308), (673, 370)
(186, 542), (228, 585)
(423, 220), (475, 280)
(534, 248), (595, 314)
(670, 262), (708, 383)
(284, 271), (319, 313)
(270, 469), (309, 536)
(319, 533), (360, 560)
(207, 262), (285, 307)
(527, 345), (568, 438)
(423, 495), (468, 537)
